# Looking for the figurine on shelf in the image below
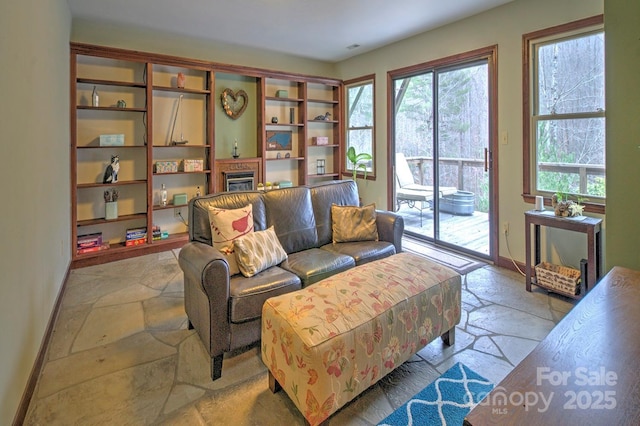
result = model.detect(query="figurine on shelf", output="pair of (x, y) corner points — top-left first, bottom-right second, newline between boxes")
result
(314, 112), (331, 121)
(102, 155), (120, 184)
(177, 72), (186, 89)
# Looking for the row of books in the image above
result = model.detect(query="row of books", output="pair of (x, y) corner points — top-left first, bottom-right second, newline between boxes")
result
(76, 232), (109, 254)
(77, 226), (169, 254)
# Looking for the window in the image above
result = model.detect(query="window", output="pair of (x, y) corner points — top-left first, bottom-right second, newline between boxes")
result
(523, 16), (605, 208)
(344, 76), (375, 178)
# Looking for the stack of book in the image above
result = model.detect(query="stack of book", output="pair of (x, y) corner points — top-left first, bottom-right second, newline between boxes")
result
(152, 225), (162, 241)
(77, 232), (105, 254)
(125, 227), (147, 246)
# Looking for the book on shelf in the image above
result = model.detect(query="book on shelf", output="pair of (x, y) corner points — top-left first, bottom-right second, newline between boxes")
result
(126, 226), (147, 241)
(126, 232), (147, 241)
(152, 225), (162, 241)
(77, 242), (109, 255)
(125, 238), (146, 247)
(77, 232), (103, 249)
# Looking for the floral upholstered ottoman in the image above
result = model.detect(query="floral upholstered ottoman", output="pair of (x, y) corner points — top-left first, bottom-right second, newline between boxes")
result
(261, 252), (461, 425)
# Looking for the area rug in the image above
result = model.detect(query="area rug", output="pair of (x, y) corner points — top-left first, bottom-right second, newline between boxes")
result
(378, 363), (493, 426)
(402, 236), (485, 275)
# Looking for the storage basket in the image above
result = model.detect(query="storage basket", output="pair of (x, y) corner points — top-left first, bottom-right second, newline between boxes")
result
(535, 262), (581, 296)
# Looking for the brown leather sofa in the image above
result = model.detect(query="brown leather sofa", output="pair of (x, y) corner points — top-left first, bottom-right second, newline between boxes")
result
(178, 180), (404, 380)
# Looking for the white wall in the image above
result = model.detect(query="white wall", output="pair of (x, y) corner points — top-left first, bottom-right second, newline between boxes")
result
(335, 0), (603, 266)
(0, 0), (71, 424)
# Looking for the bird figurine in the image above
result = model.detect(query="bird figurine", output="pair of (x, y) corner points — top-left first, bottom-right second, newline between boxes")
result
(314, 112), (331, 121)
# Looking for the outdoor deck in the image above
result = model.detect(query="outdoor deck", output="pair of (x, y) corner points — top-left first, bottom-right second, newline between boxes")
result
(395, 203), (490, 257)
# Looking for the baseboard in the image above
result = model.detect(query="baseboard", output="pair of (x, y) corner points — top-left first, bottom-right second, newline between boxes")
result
(496, 255), (526, 274)
(12, 262), (71, 426)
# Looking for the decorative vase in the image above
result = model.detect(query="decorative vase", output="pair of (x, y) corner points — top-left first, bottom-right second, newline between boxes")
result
(177, 72), (186, 89)
(105, 202), (118, 220)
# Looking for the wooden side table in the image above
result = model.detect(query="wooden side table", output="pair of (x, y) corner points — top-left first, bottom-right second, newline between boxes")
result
(525, 209), (602, 298)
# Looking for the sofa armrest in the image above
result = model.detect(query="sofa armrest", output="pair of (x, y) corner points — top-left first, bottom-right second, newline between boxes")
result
(178, 241), (231, 356)
(376, 210), (404, 253)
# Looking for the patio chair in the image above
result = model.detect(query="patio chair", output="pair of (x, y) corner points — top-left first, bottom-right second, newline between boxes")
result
(395, 152), (457, 225)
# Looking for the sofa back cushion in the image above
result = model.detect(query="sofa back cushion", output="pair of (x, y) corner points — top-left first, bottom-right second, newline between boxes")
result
(263, 186), (318, 254)
(310, 180), (360, 246)
(189, 191), (266, 245)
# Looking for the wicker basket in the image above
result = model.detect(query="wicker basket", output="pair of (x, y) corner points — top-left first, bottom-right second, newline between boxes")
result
(535, 262), (581, 296)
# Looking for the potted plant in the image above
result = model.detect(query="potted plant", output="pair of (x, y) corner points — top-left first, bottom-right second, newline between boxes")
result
(551, 192), (585, 217)
(347, 146), (372, 180)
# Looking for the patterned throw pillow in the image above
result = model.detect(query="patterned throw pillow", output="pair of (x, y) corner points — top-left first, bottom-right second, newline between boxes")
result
(234, 226), (288, 278)
(208, 204), (254, 275)
(331, 203), (379, 243)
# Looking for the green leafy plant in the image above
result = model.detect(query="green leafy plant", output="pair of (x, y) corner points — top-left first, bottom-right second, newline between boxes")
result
(347, 146), (372, 180)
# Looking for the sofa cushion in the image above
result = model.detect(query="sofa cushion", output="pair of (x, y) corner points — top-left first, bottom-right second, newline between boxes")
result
(263, 187), (318, 253)
(208, 204), (254, 275)
(234, 226), (288, 277)
(229, 266), (301, 323)
(321, 241), (396, 266)
(310, 180), (360, 246)
(281, 248), (355, 287)
(331, 203), (379, 243)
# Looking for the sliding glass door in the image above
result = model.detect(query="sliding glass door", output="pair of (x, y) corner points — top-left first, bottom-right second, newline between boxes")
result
(391, 50), (496, 259)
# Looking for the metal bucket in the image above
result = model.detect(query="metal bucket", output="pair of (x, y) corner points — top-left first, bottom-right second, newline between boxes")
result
(440, 191), (475, 215)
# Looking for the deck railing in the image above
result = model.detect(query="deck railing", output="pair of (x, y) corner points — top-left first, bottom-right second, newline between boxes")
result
(406, 156), (606, 210)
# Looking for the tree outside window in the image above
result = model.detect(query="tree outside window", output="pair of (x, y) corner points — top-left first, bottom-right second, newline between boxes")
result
(345, 76), (375, 178)
(524, 16), (605, 207)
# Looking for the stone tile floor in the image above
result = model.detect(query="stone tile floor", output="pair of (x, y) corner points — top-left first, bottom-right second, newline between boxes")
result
(24, 249), (575, 425)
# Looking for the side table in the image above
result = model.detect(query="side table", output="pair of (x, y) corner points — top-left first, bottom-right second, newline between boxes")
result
(525, 209), (602, 298)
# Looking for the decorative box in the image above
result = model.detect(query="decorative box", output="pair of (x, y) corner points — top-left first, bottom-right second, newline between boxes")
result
(155, 161), (178, 173)
(182, 159), (204, 172)
(313, 136), (329, 146)
(99, 134), (125, 146)
(173, 193), (188, 205)
(278, 181), (293, 188)
(276, 90), (288, 98)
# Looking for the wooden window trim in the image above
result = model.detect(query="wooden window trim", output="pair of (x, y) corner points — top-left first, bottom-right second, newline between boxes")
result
(343, 74), (376, 180)
(522, 15), (605, 214)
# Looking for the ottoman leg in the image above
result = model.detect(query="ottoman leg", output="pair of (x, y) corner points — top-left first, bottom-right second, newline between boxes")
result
(268, 370), (282, 393)
(441, 327), (456, 346)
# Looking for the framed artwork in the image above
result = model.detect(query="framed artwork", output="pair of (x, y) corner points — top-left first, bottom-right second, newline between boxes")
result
(266, 130), (292, 151)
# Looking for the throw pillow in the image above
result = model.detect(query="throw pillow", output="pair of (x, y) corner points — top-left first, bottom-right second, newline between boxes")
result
(208, 204), (254, 275)
(234, 226), (288, 278)
(331, 203), (379, 243)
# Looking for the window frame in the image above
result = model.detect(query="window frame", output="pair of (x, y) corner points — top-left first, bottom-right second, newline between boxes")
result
(522, 15), (605, 214)
(343, 75), (376, 180)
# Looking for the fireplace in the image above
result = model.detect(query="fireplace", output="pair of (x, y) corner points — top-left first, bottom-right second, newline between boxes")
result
(223, 171), (255, 192)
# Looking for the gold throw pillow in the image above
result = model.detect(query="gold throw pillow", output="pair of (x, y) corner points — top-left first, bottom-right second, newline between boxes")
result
(331, 203), (379, 243)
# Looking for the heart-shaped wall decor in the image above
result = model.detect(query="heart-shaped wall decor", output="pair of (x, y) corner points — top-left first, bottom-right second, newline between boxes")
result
(221, 88), (248, 120)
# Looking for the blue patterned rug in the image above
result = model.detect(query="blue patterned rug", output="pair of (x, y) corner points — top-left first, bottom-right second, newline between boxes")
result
(378, 363), (493, 426)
